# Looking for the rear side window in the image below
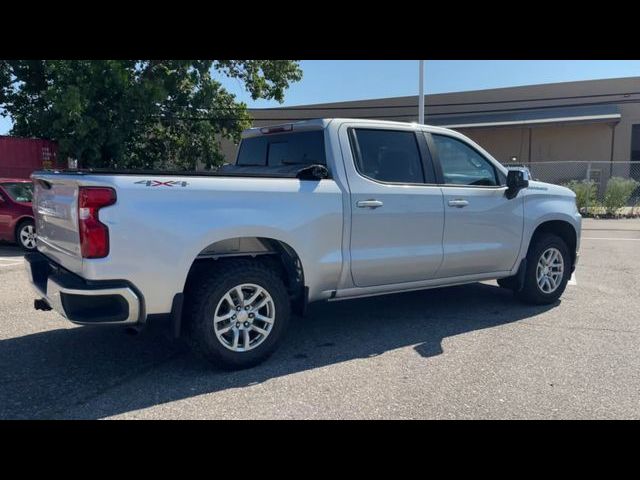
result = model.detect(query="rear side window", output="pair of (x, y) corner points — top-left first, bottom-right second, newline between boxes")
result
(236, 131), (326, 167)
(351, 129), (425, 184)
(1, 182), (33, 202)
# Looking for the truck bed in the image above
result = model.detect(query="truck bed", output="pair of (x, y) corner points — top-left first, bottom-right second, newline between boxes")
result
(35, 163), (328, 179)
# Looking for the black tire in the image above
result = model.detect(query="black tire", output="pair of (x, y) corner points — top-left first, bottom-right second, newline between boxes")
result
(15, 218), (36, 251)
(186, 259), (291, 370)
(515, 233), (571, 305)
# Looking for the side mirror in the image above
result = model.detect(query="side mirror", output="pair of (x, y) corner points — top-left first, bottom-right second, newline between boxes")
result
(506, 168), (530, 199)
(296, 164), (329, 180)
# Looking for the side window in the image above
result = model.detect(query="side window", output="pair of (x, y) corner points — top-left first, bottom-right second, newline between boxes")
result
(432, 134), (499, 187)
(351, 129), (425, 184)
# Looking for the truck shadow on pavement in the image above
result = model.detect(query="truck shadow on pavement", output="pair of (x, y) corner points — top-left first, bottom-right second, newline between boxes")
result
(0, 282), (556, 419)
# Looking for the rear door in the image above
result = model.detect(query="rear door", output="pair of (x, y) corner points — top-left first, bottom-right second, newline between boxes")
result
(344, 126), (445, 287)
(428, 132), (524, 277)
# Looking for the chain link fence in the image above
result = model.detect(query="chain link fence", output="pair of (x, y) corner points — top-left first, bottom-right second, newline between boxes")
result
(504, 161), (640, 216)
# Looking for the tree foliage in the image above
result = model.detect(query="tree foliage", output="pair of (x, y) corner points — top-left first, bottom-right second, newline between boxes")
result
(0, 60), (302, 170)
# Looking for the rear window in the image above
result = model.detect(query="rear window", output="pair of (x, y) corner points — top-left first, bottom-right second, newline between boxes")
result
(1, 182), (33, 202)
(236, 131), (326, 167)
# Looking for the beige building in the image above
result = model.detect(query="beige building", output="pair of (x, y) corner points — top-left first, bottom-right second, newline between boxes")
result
(221, 76), (640, 188)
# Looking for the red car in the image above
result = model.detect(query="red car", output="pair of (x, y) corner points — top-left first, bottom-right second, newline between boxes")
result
(0, 178), (36, 250)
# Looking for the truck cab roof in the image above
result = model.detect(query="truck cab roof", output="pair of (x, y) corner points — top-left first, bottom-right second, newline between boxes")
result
(241, 118), (460, 139)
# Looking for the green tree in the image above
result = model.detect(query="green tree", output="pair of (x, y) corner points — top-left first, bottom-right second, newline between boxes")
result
(0, 60), (302, 170)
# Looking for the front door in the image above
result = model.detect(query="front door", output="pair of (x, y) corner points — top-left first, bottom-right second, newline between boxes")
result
(345, 127), (445, 287)
(429, 133), (524, 278)
(0, 189), (11, 239)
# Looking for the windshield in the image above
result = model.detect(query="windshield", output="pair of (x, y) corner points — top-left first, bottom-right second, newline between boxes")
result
(1, 182), (33, 203)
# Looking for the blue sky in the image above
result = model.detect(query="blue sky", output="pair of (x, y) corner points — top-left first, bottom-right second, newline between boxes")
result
(2, 60), (640, 134)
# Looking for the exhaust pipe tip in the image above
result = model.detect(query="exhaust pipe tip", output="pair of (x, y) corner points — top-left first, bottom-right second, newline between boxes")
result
(34, 298), (52, 311)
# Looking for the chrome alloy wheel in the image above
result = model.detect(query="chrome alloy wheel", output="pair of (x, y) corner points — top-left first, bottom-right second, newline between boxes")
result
(19, 224), (37, 250)
(213, 283), (275, 352)
(536, 247), (564, 294)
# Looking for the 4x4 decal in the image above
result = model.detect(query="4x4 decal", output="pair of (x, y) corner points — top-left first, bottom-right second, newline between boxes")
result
(135, 180), (188, 187)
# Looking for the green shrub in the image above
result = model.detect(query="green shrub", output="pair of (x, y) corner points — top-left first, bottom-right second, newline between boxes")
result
(603, 177), (639, 215)
(564, 180), (597, 212)
(589, 201), (605, 217)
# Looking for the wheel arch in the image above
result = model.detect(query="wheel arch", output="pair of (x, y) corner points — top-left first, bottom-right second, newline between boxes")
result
(183, 236), (307, 310)
(14, 214), (34, 230)
(528, 220), (578, 268)
(14, 215), (35, 242)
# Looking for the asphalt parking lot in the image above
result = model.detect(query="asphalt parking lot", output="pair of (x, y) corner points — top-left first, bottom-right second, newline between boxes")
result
(1, 218), (639, 419)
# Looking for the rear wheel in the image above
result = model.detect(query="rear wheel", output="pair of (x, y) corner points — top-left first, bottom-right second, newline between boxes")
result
(16, 219), (36, 251)
(516, 233), (570, 305)
(186, 259), (290, 370)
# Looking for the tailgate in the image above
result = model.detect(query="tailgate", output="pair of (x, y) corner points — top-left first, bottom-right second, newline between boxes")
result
(32, 174), (83, 274)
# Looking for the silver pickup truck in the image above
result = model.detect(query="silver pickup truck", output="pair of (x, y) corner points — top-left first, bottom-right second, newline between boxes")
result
(26, 118), (581, 369)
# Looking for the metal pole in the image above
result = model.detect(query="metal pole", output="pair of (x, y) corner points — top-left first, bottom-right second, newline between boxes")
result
(418, 60), (425, 124)
(586, 162), (592, 213)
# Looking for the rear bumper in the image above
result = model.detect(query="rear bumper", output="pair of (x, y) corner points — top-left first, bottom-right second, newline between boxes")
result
(24, 251), (144, 326)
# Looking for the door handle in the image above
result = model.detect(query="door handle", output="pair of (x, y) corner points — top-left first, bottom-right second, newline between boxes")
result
(448, 199), (469, 208)
(357, 199), (384, 209)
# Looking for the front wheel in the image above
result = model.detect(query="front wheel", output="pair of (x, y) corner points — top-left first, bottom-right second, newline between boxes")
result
(16, 219), (37, 251)
(516, 233), (570, 305)
(186, 260), (291, 370)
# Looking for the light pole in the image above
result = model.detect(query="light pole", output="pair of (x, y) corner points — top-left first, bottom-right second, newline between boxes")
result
(418, 60), (425, 124)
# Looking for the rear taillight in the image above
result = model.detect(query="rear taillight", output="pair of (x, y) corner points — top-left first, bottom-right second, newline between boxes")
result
(78, 187), (116, 258)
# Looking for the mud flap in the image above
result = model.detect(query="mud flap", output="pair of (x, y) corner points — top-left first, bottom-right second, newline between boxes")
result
(515, 258), (527, 292)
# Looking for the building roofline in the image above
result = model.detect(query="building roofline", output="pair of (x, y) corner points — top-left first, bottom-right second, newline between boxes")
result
(442, 113), (621, 129)
(248, 76), (640, 111)
(420, 76), (640, 101)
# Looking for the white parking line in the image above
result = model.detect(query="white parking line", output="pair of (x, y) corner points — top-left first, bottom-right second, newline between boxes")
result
(0, 262), (22, 267)
(582, 237), (640, 241)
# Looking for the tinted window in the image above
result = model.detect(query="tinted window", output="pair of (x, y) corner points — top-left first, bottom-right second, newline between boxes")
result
(352, 129), (424, 183)
(1, 182), (33, 202)
(632, 124), (640, 161)
(267, 142), (288, 166)
(236, 131), (325, 167)
(432, 134), (498, 186)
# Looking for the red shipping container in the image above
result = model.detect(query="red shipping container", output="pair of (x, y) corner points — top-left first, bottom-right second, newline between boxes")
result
(0, 136), (61, 179)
